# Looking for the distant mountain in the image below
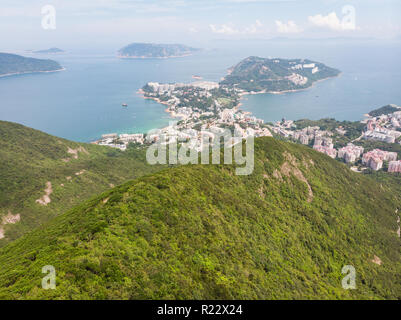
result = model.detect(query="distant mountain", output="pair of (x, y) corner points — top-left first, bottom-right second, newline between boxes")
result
(368, 104), (401, 117)
(118, 43), (200, 58)
(220, 56), (340, 93)
(33, 47), (64, 54)
(0, 121), (164, 245)
(0, 136), (400, 299)
(0, 53), (63, 77)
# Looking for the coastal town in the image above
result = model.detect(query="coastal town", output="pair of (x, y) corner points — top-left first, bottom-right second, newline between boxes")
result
(270, 104), (401, 173)
(95, 80), (272, 152)
(94, 78), (401, 174)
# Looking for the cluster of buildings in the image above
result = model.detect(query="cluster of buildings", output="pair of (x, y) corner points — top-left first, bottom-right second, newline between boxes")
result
(98, 80), (272, 152)
(272, 123), (334, 148)
(312, 134), (337, 158)
(362, 149), (397, 171)
(144, 81), (226, 120)
(96, 133), (144, 150)
(290, 62), (319, 74)
(149, 81), (271, 139)
(146, 81), (219, 95)
(312, 141), (365, 164)
(388, 160), (401, 173)
(338, 144), (364, 163)
(271, 122), (339, 158)
(98, 80), (401, 175)
(270, 117), (401, 172)
(144, 126), (199, 146)
(364, 109), (401, 144)
(312, 145), (337, 158)
(286, 73), (308, 86)
(269, 119), (295, 137)
(364, 127), (401, 144)
(141, 121), (270, 153)
(233, 123), (271, 140)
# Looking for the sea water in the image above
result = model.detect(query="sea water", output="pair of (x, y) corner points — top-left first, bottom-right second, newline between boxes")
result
(0, 39), (400, 142)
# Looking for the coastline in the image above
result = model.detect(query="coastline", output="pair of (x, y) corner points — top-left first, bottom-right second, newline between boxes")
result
(0, 67), (66, 79)
(137, 89), (180, 119)
(238, 72), (342, 97)
(137, 72), (342, 123)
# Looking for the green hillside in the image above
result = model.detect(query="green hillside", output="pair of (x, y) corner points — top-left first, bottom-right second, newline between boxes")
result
(0, 52), (62, 76)
(0, 121), (164, 244)
(0, 137), (399, 299)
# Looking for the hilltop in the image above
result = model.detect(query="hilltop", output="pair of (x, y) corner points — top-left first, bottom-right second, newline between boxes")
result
(118, 43), (200, 58)
(220, 56), (340, 93)
(0, 121), (164, 244)
(0, 137), (399, 299)
(0, 53), (63, 77)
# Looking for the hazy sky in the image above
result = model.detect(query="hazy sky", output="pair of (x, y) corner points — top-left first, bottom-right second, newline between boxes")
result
(1, 0), (400, 52)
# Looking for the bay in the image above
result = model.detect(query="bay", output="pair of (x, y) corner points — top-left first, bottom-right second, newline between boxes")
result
(0, 39), (400, 142)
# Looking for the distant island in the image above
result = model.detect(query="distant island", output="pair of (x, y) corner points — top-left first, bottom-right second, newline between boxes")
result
(220, 56), (341, 94)
(0, 52), (64, 77)
(118, 43), (200, 59)
(33, 47), (65, 54)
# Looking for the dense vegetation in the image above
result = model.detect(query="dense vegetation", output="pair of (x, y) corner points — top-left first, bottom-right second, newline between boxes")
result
(354, 140), (401, 158)
(0, 121), (164, 245)
(0, 53), (62, 76)
(294, 118), (365, 148)
(0, 137), (399, 299)
(294, 118), (364, 138)
(118, 43), (199, 58)
(364, 171), (401, 196)
(220, 56), (340, 92)
(368, 104), (401, 117)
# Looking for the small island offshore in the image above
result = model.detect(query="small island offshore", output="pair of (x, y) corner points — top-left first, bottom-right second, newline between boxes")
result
(32, 47), (65, 54)
(0, 52), (64, 78)
(118, 43), (200, 59)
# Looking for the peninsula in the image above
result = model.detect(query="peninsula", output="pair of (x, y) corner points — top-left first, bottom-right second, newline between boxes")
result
(0, 52), (64, 77)
(118, 43), (200, 59)
(137, 56), (340, 131)
(220, 56), (340, 94)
